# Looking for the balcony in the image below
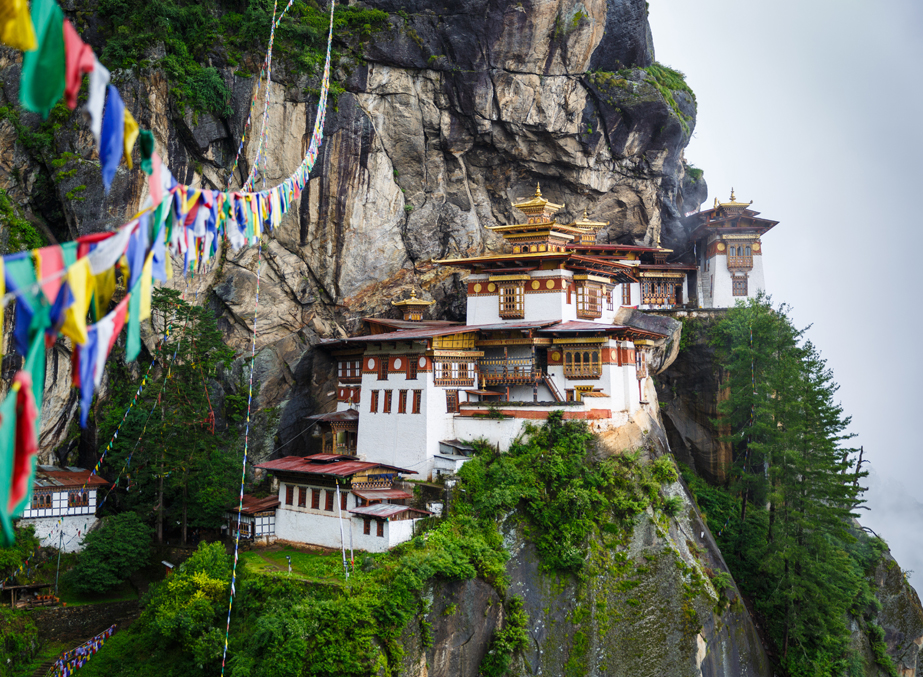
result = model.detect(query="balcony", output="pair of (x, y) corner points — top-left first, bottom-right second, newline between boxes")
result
(339, 375), (362, 384)
(434, 376), (475, 388)
(727, 255), (753, 270)
(563, 364), (602, 379)
(479, 357), (536, 385)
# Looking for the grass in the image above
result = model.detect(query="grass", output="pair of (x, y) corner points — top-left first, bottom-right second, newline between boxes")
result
(239, 545), (384, 586)
(59, 580), (139, 607)
(11, 639), (70, 677)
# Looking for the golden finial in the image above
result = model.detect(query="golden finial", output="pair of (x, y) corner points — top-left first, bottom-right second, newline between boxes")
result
(582, 207), (590, 221)
(535, 182), (542, 198)
(729, 187), (736, 202)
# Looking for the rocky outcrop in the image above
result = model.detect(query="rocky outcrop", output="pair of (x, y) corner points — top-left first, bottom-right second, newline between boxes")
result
(0, 0), (707, 468)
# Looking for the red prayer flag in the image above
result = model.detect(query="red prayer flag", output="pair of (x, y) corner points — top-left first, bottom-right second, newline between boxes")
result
(62, 20), (93, 109)
(8, 371), (38, 514)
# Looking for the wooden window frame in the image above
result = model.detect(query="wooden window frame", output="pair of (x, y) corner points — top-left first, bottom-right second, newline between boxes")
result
(376, 520), (384, 537)
(412, 390), (422, 414)
(377, 359), (388, 381)
(621, 283), (631, 305)
(311, 488), (320, 510)
(434, 360), (475, 387)
(406, 359), (417, 380)
(732, 277), (748, 297)
(383, 390), (393, 414)
(398, 390), (408, 414)
(498, 283), (525, 319)
(370, 390), (379, 413)
(298, 487), (307, 507)
(325, 490), (334, 512)
(364, 518), (371, 535)
(576, 283), (602, 319)
(446, 390), (459, 414)
(562, 347), (602, 379)
(340, 491), (347, 511)
(285, 485), (294, 505)
(606, 290), (614, 311)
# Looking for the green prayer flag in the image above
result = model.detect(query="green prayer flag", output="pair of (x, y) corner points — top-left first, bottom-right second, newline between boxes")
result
(61, 241), (77, 268)
(125, 271), (142, 362)
(0, 389), (17, 545)
(19, 0), (65, 118)
(139, 130), (155, 175)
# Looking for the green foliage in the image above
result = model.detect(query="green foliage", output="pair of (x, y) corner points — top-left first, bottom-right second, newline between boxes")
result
(642, 63), (696, 133)
(99, 288), (238, 542)
(66, 512), (152, 594)
(95, 0), (388, 116)
(459, 412), (674, 572)
(479, 596), (529, 677)
(686, 164), (704, 182)
(0, 607), (39, 673)
(0, 188), (45, 254)
(661, 495), (684, 517)
(0, 525), (39, 579)
(867, 623), (900, 677)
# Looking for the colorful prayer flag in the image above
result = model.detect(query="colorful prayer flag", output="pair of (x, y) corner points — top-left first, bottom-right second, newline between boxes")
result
(99, 85), (124, 191)
(0, 0), (37, 51)
(62, 19), (93, 109)
(19, 0), (63, 117)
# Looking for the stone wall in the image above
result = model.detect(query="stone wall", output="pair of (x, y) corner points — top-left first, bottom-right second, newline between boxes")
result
(31, 600), (140, 643)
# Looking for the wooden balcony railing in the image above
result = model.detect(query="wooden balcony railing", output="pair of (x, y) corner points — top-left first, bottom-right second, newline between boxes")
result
(563, 364), (602, 379)
(339, 376), (362, 384)
(727, 255), (753, 270)
(434, 377), (475, 387)
(479, 357), (535, 385)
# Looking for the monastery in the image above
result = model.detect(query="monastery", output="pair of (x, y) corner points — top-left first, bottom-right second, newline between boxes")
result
(250, 187), (777, 553)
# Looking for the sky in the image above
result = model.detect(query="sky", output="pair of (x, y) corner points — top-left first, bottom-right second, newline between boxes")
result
(648, 0), (923, 581)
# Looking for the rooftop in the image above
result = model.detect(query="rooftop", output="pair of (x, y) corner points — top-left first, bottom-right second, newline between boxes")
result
(256, 455), (412, 478)
(230, 494), (281, 515)
(348, 503), (432, 519)
(33, 466), (108, 489)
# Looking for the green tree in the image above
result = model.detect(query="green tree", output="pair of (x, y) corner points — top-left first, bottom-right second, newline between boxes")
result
(0, 525), (39, 581)
(710, 295), (870, 675)
(66, 512), (151, 594)
(100, 288), (237, 544)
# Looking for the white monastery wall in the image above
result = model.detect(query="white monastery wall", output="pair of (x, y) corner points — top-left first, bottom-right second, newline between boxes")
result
(24, 515), (99, 553)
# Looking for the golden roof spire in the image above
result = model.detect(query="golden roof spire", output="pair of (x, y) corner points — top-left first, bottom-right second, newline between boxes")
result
(730, 187), (736, 202)
(535, 182), (542, 198)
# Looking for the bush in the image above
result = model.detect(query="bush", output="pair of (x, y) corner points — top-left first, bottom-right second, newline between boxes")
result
(67, 512), (151, 594)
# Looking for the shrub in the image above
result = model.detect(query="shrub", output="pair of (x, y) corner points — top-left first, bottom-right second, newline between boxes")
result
(67, 512), (151, 594)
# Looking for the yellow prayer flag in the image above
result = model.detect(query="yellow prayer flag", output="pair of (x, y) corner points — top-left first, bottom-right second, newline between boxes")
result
(0, 0), (37, 51)
(139, 252), (153, 322)
(93, 267), (116, 321)
(60, 257), (94, 346)
(123, 108), (139, 170)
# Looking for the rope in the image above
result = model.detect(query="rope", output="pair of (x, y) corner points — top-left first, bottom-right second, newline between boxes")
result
(220, 236), (262, 675)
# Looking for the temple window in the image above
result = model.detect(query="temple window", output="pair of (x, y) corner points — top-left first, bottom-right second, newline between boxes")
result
(285, 485), (294, 505)
(576, 283), (603, 319)
(499, 283), (525, 319)
(377, 359), (388, 381)
(406, 360), (417, 380)
(733, 277), (748, 296)
(383, 390), (393, 414)
(434, 361), (475, 387)
(606, 291), (614, 311)
(446, 390), (459, 414)
(370, 390), (379, 413)
(727, 243), (754, 270)
(622, 283), (631, 305)
(398, 390), (408, 414)
(312, 488), (321, 509)
(642, 280), (677, 305)
(562, 347), (602, 379)
(412, 390), (422, 413)
(298, 487), (307, 507)
(325, 490), (334, 512)
(377, 520), (384, 537)
(364, 518), (371, 535)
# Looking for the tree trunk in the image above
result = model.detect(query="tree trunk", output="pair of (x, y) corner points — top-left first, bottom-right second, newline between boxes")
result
(181, 478), (188, 546)
(157, 450), (164, 544)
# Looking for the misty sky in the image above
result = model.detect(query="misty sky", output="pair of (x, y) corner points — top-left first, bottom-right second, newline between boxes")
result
(648, 1), (923, 581)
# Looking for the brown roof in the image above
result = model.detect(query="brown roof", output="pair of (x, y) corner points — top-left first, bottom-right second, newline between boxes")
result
(33, 467), (108, 490)
(231, 494), (281, 515)
(364, 318), (460, 331)
(567, 243), (663, 253)
(256, 455), (412, 478)
(352, 488), (414, 501)
(319, 320), (558, 348)
(539, 321), (668, 340)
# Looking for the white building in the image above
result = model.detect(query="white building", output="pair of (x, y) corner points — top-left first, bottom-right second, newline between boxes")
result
(17, 466), (108, 552)
(685, 190), (779, 308)
(224, 494), (279, 544)
(255, 454), (430, 554)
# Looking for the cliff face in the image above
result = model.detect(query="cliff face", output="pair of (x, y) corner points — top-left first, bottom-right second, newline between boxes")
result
(0, 0), (704, 464)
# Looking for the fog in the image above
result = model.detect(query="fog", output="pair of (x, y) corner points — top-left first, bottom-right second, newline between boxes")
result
(648, 0), (923, 580)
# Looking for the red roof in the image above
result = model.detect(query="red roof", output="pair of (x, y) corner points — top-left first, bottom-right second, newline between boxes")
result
(539, 321), (668, 339)
(232, 494), (280, 515)
(567, 244), (662, 253)
(319, 320), (558, 348)
(352, 488), (414, 501)
(33, 467), (108, 490)
(256, 455), (413, 477)
(349, 504), (432, 519)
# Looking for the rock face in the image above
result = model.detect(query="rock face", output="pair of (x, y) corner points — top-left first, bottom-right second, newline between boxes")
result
(0, 0), (705, 467)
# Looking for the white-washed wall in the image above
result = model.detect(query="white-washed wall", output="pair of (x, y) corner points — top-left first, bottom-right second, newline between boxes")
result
(24, 515), (99, 553)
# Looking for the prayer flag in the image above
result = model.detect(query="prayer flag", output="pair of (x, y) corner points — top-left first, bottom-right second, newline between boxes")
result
(62, 19), (93, 109)
(33, 244), (65, 303)
(19, 0), (64, 117)
(59, 257), (93, 346)
(139, 129), (154, 175)
(85, 55), (110, 150)
(0, 0), (36, 51)
(99, 84), (124, 192)
(123, 108), (139, 169)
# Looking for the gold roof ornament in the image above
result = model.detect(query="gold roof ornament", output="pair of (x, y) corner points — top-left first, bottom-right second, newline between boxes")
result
(574, 206), (609, 230)
(718, 187), (753, 211)
(512, 182), (564, 218)
(391, 290), (435, 308)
